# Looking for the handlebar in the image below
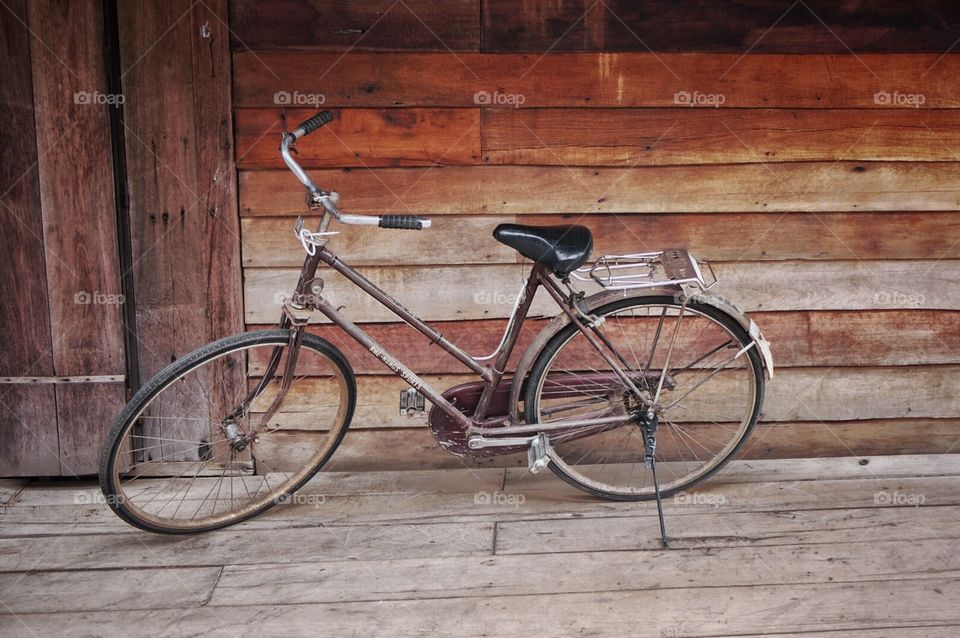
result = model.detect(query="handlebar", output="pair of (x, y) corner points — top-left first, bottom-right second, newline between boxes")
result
(280, 110), (431, 230)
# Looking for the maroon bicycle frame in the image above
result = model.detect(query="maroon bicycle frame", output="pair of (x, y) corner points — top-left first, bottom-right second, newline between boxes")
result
(287, 242), (645, 437)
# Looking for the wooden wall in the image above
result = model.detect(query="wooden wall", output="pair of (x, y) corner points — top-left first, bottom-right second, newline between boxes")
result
(0, 0), (243, 477)
(0, 0), (126, 476)
(230, 0), (960, 470)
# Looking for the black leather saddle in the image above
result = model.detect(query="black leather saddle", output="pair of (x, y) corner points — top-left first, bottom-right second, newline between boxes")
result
(493, 224), (593, 276)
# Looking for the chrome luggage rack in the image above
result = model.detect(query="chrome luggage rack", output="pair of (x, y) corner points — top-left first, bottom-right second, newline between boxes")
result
(571, 248), (717, 292)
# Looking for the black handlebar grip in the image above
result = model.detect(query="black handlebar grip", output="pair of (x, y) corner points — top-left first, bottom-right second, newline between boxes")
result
(379, 215), (424, 230)
(296, 110), (334, 136)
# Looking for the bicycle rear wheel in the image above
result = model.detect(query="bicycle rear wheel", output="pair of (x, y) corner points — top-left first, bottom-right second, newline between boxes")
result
(524, 295), (764, 500)
(99, 329), (355, 533)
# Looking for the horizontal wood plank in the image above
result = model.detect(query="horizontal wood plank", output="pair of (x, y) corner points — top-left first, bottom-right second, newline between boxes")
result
(211, 538), (960, 605)
(238, 163), (960, 215)
(250, 310), (960, 372)
(244, 260), (959, 323)
(494, 505), (960, 555)
(0, 521), (493, 571)
(323, 419), (960, 471)
(481, 0), (960, 53)
(482, 108), (960, 165)
(235, 108), (480, 168)
(241, 212), (960, 266)
(233, 52), (960, 108)
(253, 364), (960, 430)
(8, 578), (960, 636)
(0, 567), (221, 613)
(229, 0), (480, 51)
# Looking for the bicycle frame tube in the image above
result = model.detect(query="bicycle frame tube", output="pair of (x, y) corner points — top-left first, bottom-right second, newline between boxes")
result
(306, 245), (546, 429)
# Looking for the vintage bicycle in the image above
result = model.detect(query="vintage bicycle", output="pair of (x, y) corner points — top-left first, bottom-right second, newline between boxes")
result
(100, 110), (774, 542)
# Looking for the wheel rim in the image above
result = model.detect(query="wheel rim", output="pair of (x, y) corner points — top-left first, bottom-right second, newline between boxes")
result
(108, 337), (350, 530)
(530, 300), (760, 497)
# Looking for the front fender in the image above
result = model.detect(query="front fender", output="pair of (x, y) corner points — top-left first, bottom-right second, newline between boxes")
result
(507, 286), (774, 421)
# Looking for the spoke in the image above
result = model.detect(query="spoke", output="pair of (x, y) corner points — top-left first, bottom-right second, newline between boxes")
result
(670, 340), (735, 376)
(645, 307), (667, 372)
(663, 342), (755, 410)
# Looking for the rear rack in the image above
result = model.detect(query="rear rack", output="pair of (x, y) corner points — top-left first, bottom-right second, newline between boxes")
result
(570, 249), (717, 291)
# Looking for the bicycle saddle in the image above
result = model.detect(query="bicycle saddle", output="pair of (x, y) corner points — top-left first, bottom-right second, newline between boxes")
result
(493, 223), (593, 276)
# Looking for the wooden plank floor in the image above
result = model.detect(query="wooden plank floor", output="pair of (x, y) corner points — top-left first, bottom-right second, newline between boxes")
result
(1, 454), (958, 636)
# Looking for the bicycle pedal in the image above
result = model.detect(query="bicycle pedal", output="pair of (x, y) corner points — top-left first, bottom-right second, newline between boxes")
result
(527, 433), (550, 474)
(399, 388), (426, 417)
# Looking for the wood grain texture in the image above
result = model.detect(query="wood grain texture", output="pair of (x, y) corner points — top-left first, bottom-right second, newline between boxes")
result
(211, 538), (960, 605)
(26, 0), (127, 476)
(233, 51), (960, 108)
(328, 421), (960, 470)
(250, 309), (960, 374)
(243, 260), (959, 323)
(241, 212), (960, 266)
(229, 0), (480, 51)
(274, 364), (960, 430)
(235, 108), (480, 167)
(118, 0), (246, 460)
(238, 163), (960, 215)
(0, 0), (60, 476)
(481, 0), (960, 53)
(7, 578), (958, 636)
(482, 108), (960, 165)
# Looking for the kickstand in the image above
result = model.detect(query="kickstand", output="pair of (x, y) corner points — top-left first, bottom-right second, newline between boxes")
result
(649, 453), (670, 549)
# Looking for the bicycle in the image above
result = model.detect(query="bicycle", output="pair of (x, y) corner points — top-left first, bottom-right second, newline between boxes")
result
(100, 110), (774, 542)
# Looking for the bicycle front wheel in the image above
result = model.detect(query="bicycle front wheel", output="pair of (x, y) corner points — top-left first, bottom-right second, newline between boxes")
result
(100, 330), (356, 534)
(525, 295), (764, 500)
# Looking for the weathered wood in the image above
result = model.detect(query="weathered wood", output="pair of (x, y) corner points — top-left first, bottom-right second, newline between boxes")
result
(8, 578), (960, 636)
(26, 0), (127, 476)
(233, 51), (960, 108)
(482, 108), (960, 165)
(242, 212), (960, 266)
(3, 469), (958, 536)
(250, 310), (960, 373)
(119, 0), (244, 368)
(0, 479), (26, 505)
(495, 505), (960, 555)
(212, 538), (960, 606)
(244, 260), (959, 323)
(242, 216), (516, 267)
(481, 0), (960, 53)
(0, 567), (221, 613)
(269, 419), (960, 472)
(238, 162), (960, 215)
(0, 521), (493, 571)
(229, 0), (480, 51)
(348, 418), (960, 470)
(0, 0), (60, 477)
(235, 108), (480, 167)
(250, 365), (960, 430)
(119, 0), (244, 459)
